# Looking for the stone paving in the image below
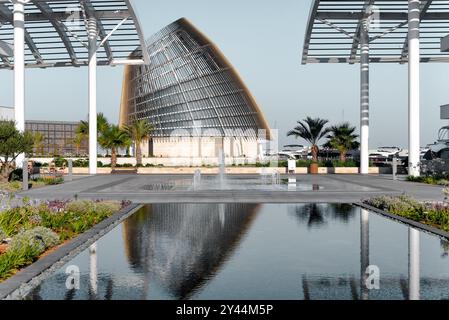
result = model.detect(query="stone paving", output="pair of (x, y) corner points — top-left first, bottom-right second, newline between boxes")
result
(19, 174), (445, 203)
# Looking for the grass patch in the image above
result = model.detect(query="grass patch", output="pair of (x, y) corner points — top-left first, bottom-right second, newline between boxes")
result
(365, 195), (449, 232)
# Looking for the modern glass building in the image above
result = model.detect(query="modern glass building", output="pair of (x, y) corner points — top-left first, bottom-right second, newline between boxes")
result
(119, 18), (271, 159)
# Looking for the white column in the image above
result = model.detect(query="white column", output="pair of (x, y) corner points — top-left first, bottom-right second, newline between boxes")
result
(88, 16), (98, 175)
(408, 228), (420, 300)
(408, 0), (421, 177)
(360, 209), (370, 300)
(13, 1), (26, 167)
(360, 20), (370, 175)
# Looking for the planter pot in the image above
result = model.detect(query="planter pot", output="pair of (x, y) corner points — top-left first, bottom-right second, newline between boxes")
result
(309, 163), (319, 174)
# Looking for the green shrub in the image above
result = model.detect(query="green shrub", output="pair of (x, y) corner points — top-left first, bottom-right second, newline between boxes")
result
(53, 157), (67, 167)
(332, 160), (358, 168)
(33, 177), (64, 186)
(0, 247), (38, 280)
(9, 227), (60, 253)
(407, 175), (449, 186)
(0, 181), (22, 193)
(73, 159), (89, 168)
(255, 162), (270, 168)
(366, 195), (449, 231)
(0, 206), (38, 237)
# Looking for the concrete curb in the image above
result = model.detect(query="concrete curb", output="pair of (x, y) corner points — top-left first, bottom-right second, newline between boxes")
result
(0, 203), (143, 300)
(354, 202), (449, 240)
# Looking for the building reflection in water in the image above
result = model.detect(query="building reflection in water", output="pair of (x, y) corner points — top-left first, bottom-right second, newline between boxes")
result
(122, 203), (260, 299)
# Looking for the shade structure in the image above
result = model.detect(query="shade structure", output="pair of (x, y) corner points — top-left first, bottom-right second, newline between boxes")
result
(302, 0), (439, 176)
(303, 0), (449, 64)
(0, 0), (149, 175)
(0, 0), (149, 68)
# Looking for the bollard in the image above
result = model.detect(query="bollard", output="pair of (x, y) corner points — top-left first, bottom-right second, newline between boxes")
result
(22, 158), (28, 191)
(392, 157), (398, 181)
(67, 159), (73, 182)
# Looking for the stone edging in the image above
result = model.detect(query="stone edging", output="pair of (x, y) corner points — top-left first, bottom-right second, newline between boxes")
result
(354, 202), (449, 240)
(0, 203), (143, 300)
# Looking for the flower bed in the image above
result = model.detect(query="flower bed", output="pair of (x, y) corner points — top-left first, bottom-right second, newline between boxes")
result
(0, 199), (127, 282)
(365, 195), (449, 232)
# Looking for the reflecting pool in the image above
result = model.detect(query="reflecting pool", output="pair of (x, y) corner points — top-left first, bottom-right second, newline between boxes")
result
(28, 204), (449, 300)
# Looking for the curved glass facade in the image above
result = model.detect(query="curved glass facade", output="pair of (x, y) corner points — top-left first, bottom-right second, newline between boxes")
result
(120, 18), (270, 139)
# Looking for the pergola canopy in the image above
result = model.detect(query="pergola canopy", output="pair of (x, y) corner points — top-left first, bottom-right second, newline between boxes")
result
(302, 0), (449, 64)
(0, 0), (149, 69)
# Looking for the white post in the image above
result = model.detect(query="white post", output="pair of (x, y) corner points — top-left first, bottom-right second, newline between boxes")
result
(408, 228), (420, 300)
(13, 0), (26, 168)
(88, 16), (98, 175)
(408, 0), (421, 177)
(360, 209), (370, 300)
(360, 18), (370, 175)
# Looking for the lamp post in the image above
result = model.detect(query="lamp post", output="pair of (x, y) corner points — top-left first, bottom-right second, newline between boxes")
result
(12, 0), (29, 168)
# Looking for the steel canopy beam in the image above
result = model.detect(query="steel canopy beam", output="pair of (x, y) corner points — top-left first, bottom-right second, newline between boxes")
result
(0, 0), (147, 69)
(34, 2), (79, 66)
(303, 0), (449, 64)
(82, 0), (113, 63)
(349, 0), (375, 65)
(301, 0), (320, 65)
(0, 3), (43, 64)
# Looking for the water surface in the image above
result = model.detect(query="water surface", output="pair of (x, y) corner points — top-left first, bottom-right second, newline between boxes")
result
(29, 203), (449, 300)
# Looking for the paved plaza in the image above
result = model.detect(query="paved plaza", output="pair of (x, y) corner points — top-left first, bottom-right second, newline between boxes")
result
(19, 174), (445, 203)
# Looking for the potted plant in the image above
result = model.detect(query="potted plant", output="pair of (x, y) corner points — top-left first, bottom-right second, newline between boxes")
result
(287, 117), (330, 174)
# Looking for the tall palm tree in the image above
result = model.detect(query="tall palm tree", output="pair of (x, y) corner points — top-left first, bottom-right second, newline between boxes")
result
(287, 117), (330, 162)
(98, 125), (131, 169)
(325, 123), (360, 162)
(124, 118), (154, 167)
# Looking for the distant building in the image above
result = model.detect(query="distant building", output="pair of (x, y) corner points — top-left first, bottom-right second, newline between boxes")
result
(0, 106), (14, 121)
(119, 18), (271, 160)
(0, 107), (87, 157)
(25, 120), (87, 157)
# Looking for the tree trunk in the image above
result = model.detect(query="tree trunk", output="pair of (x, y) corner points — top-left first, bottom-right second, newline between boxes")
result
(311, 145), (319, 162)
(111, 147), (117, 169)
(340, 150), (347, 162)
(0, 164), (11, 183)
(136, 141), (142, 167)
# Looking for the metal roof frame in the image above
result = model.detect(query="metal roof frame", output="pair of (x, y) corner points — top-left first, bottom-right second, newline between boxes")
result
(302, 0), (449, 64)
(0, 0), (149, 69)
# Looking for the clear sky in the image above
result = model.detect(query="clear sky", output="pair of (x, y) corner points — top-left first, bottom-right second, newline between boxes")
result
(0, 0), (448, 148)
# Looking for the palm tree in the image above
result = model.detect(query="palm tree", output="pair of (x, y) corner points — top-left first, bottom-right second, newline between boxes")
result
(77, 113), (110, 140)
(287, 117), (330, 162)
(124, 118), (153, 167)
(325, 123), (360, 162)
(72, 133), (85, 156)
(98, 125), (131, 169)
(33, 132), (45, 156)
